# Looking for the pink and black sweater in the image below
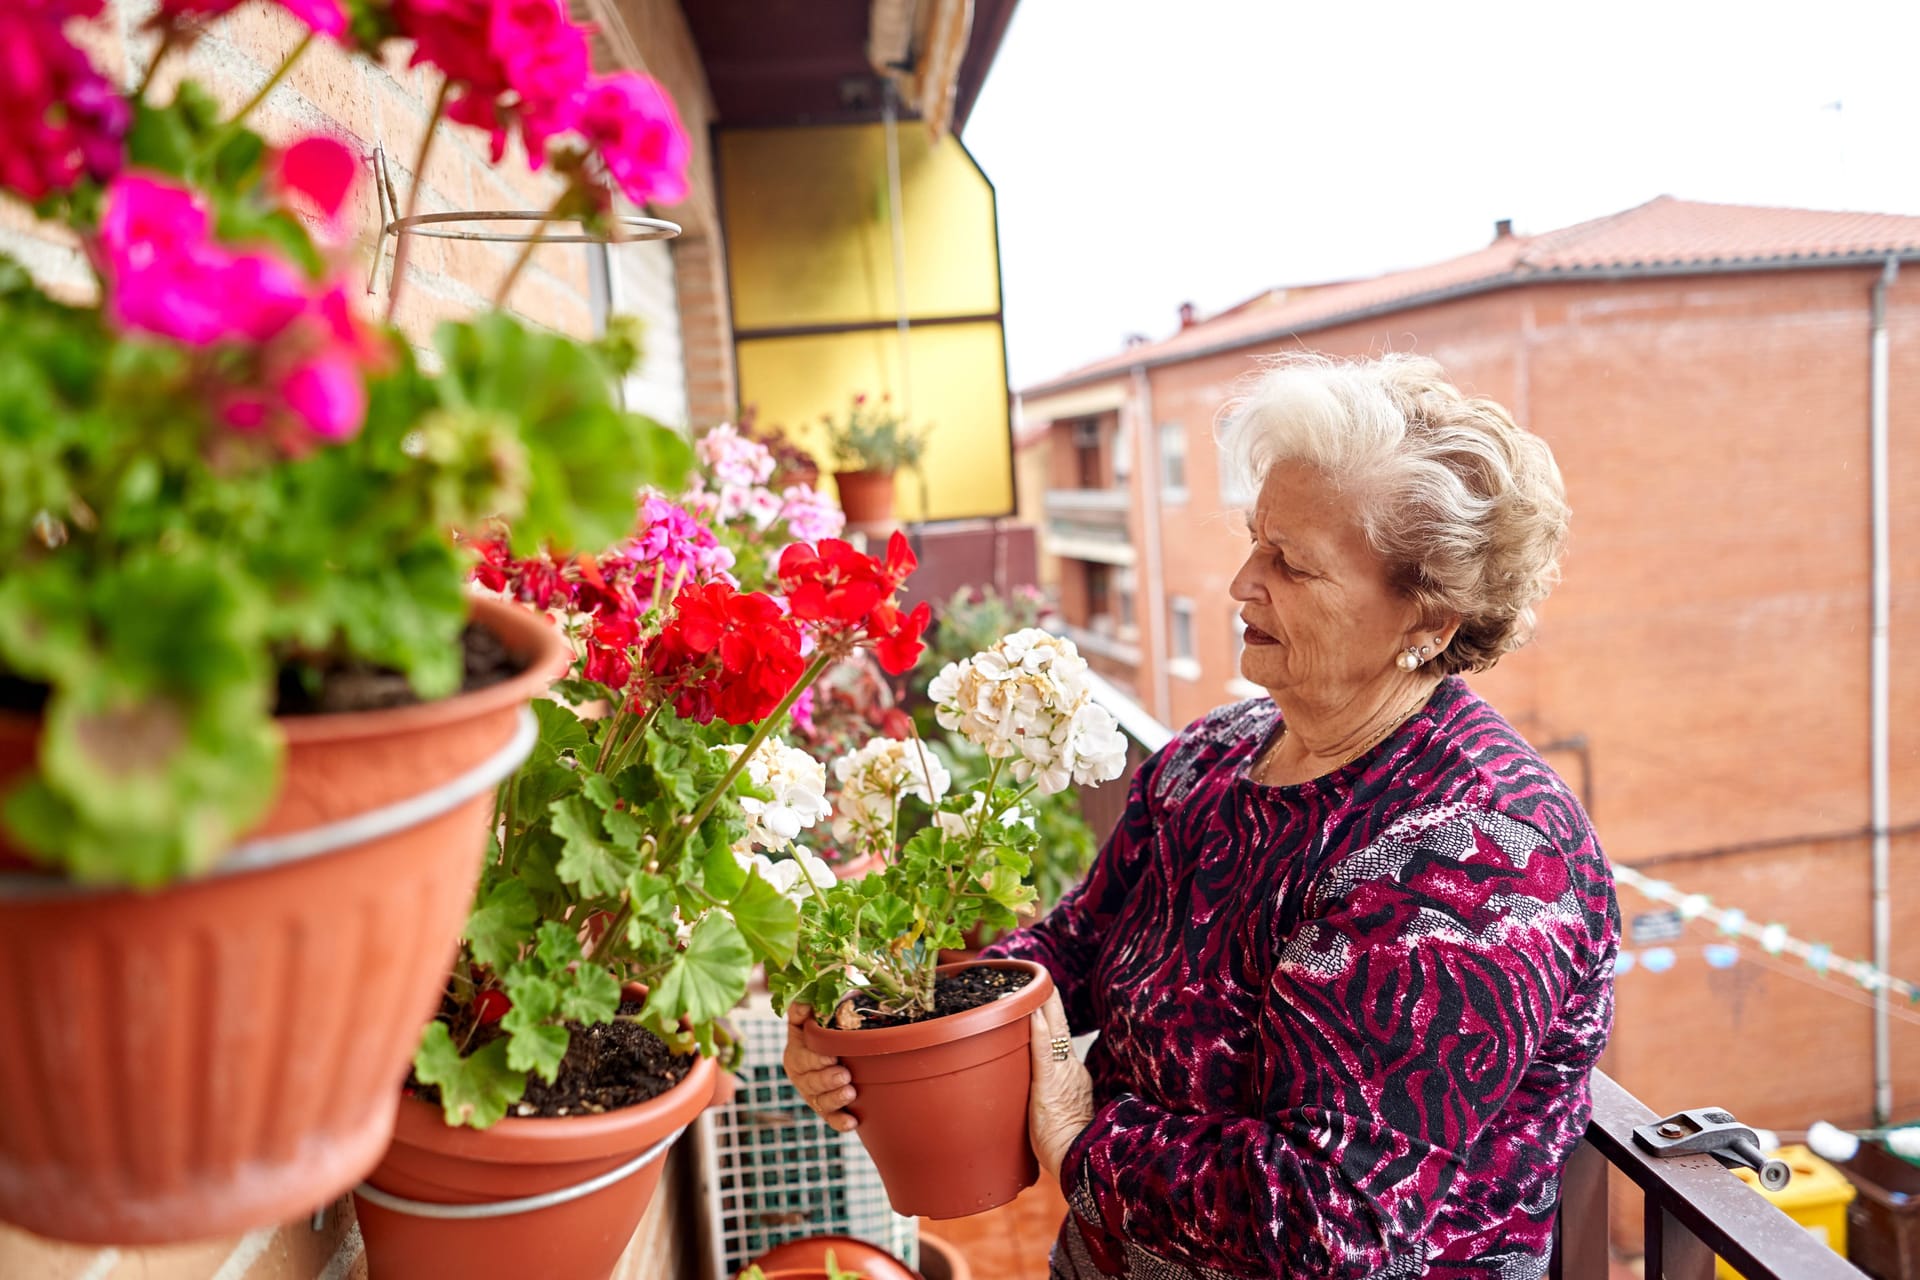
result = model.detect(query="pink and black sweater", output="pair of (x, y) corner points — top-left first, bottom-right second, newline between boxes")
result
(981, 678), (1618, 1279)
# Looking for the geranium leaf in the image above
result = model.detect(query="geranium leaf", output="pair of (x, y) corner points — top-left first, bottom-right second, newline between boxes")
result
(414, 1022), (525, 1129)
(644, 913), (751, 1027)
(560, 965), (622, 1024)
(464, 879), (537, 971)
(501, 973), (569, 1083)
(729, 867), (800, 967)
(533, 920), (582, 972)
(552, 795), (637, 897)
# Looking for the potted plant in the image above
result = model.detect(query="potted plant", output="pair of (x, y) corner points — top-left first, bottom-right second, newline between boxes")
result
(766, 630), (1129, 1218)
(683, 421), (846, 592)
(740, 1236), (917, 1280)
(821, 393), (929, 527)
(0, 0), (692, 1245)
(353, 520), (932, 1280)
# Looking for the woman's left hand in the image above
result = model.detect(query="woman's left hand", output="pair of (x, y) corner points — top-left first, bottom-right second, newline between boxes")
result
(1027, 989), (1095, 1181)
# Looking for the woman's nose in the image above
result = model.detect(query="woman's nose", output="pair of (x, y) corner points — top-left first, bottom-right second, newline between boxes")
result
(1229, 556), (1262, 602)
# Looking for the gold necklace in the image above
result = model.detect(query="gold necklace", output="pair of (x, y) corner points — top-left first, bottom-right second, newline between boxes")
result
(1257, 687), (1430, 783)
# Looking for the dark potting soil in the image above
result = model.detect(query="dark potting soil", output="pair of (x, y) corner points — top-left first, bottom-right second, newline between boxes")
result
(0, 675), (48, 716)
(274, 621), (521, 716)
(408, 998), (695, 1119)
(841, 966), (1035, 1030)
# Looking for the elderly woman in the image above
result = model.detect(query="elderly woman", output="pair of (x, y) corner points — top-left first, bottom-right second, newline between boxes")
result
(786, 354), (1618, 1278)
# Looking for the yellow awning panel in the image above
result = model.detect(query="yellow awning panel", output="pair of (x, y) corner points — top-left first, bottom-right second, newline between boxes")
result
(718, 121), (1012, 522)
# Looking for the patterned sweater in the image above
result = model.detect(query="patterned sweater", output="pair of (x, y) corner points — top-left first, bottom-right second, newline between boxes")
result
(981, 678), (1618, 1279)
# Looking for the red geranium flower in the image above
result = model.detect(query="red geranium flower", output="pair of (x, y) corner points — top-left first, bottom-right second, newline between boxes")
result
(867, 600), (931, 675)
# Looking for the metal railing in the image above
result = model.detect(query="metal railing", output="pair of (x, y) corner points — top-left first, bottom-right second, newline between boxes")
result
(1553, 1070), (1862, 1279)
(1072, 681), (1866, 1280)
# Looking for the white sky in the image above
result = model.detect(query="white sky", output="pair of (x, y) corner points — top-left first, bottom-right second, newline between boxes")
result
(963, 0), (1920, 390)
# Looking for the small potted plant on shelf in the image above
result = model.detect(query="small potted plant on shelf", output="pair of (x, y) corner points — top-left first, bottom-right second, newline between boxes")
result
(353, 516), (931, 1280)
(683, 420), (846, 591)
(0, 0), (692, 1247)
(766, 629), (1129, 1219)
(821, 392), (929, 527)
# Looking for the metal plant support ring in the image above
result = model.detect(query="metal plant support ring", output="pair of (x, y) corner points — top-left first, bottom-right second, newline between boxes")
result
(353, 1124), (690, 1220)
(387, 210), (682, 245)
(0, 706), (537, 899)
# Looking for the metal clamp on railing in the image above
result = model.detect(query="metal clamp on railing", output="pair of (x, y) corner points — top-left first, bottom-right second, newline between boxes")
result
(1632, 1106), (1792, 1191)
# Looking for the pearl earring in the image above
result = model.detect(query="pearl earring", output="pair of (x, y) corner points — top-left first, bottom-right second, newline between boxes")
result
(1396, 648), (1421, 671)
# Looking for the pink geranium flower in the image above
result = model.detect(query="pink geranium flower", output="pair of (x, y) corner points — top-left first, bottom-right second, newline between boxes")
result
(280, 351), (366, 441)
(576, 71), (691, 206)
(399, 0), (591, 167)
(0, 1), (128, 202)
(277, 135), (359, 225)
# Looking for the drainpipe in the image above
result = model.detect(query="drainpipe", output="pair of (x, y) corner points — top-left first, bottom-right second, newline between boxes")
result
(1871, 256), (1898, 1124)
(1132, 365), (1172, 724)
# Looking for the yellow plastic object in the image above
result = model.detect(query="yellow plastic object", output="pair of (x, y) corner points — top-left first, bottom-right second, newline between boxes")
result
(1715, 1144), (1856, 1279)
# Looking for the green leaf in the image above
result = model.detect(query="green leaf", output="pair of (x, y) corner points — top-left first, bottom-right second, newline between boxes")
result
(414, 1022), (526, 1129)
(729, 868), (800, 967)
(464, 879), (538, 971)
(560, 965), (622, 1024)
(644, 914), (751, 1027)
(501, 973), (570, 1083)
(627, 869), (675, 918)
(698, 831), (748, 900)
(552, 795), (637, 897)
(533, 920), (583, 973)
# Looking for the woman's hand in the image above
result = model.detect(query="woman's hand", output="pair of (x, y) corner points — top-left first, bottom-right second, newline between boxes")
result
(1028, 989), (1094, 1181)
(782, 1002), (859, 1133)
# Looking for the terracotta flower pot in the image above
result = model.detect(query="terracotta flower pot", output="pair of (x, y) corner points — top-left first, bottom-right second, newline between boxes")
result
(833, 468), (897, 527)
(354, 1056), (718, 1280)
(916, 1229), (971, 1280)
(801, 958), (1054, 1219)
(830, 850), (887, 881)
(747, 1233), (919, 1280)
(0, 597), (565, 1244)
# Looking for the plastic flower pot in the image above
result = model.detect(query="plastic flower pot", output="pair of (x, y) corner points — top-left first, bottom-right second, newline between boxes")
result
(916, 1229), (972, 1280)
(746, 1233), (919, 1280)
(354, 1056), (717, 1280)
(0, 597), (564, 1245)
(801, 958), (1054, 1219)
(832, 469), (897, 527)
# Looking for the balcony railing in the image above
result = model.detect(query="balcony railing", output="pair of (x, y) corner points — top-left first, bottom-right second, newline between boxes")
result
(1074, 684), (1868, 1280)
(1553, 1070), (1863, 1279)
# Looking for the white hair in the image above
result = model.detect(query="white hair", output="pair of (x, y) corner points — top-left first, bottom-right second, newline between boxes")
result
(1217, 352), (1569, 674)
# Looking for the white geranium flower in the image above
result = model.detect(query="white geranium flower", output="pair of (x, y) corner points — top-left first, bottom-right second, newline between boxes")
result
(750, 848), (835, 903)
(927, 630), (1127, 796)
(719, 738), (831, 850)
(830, 736), (952, 854)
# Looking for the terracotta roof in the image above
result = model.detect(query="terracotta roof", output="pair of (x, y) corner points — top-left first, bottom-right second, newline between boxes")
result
(1022, 196), (1920, 398)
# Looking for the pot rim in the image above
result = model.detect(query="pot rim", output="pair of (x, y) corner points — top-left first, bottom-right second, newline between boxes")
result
(389, 1053), (719, 1166)
(0, 593), (570, 744)
(801, 958), (1052, 1057)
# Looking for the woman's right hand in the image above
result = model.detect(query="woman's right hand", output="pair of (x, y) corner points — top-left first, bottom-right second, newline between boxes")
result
(782, 1001), (859, 1132)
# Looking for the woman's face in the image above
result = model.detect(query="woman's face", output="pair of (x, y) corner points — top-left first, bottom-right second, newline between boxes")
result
(1229, 459), (1426, 705)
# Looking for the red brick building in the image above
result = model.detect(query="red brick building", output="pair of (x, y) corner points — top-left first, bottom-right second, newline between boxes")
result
(1017, 197), (1920, 1146)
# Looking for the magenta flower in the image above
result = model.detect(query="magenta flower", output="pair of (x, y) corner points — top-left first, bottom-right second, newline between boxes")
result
(626, 495), (736, 597)
(280, 352), (366, 441)
(0, 1), (128, 202)
(399, 0), (591, 166)
(99, 174), (210, 272)
(576, 72), (691, 206)
(277, 135), (359, 224)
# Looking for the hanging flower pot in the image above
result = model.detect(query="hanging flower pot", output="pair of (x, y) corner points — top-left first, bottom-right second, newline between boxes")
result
(833, 469), (898, 527)
(800, 959), (1055, 1219)
(0, 598), (565, 1245)
(353, 1056), (717, 1280)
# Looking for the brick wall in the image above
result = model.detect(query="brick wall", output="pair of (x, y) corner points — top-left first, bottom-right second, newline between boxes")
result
(0, 1), (721, 1273)
(1088, 265), (1920, 1243)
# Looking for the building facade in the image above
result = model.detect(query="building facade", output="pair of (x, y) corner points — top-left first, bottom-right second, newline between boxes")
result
(1020, 197), (1920, 1162)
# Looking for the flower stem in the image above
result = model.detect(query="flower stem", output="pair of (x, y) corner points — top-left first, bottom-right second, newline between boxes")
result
(229, 32), (313, 131)
(385, 78), (451, 323)
(493, 194), (563, 309)
(134, 27), (177, 102)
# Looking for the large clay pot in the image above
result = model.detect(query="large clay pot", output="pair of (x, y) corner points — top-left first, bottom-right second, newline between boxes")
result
(833, 468), (897, 527)
(0, 597), (565, 1244)
(354, 1056), (718, 1280)
(801, 959), (1054, 1219)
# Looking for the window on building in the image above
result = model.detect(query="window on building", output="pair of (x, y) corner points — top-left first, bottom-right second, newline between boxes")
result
(1218, 441), (1255, 507)
(1159, 422), (1188, 502)
(1170, 596), (1196, 661)
(1115, 567), (1138, 642)
(1073, 418), (1103, 489)
(1113, 414), (1132, 481)
(1087, 562), (1113, 632)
